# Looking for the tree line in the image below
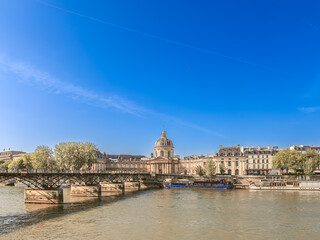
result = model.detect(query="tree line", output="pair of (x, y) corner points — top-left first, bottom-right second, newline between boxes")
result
(195, 160), (218, 177)
(0, 142), (99, 172)
(273, 149), (320, 175)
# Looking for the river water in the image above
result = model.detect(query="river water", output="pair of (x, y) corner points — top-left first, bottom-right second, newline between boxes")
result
(1, 186), (320, 239)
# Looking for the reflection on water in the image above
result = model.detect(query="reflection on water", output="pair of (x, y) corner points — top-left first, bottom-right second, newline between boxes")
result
(1, 187), (320, 239)
(0, 187), (124, 235)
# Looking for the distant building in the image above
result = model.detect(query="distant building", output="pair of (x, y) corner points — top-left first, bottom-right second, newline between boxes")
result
(146, 130), (180, 174)
(0, 150), (26, 162)
(179, 155), (208, 175)
(241, 146), (279, 175)
(180, 145), (280, 176)
(289, 145), (320, 153)
(93, 152), (147, 172)
(215, 145), (246, 175)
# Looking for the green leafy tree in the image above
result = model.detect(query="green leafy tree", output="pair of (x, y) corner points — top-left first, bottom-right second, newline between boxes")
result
(55, 142), (98, 171)
(287, 150), (303, 173)
(205, 160), (216, 177)
(32, 145), (56, 170)
(20, 154), (33, 169)
(273, 149), (291, 171)
(274, 149), (304, 173)
(0, 160), (12, 171)
(8, 158), (26, 170)
(302, 150), (320, 175)
(219, 164), (226, 174)
(195, 165), (206, 177)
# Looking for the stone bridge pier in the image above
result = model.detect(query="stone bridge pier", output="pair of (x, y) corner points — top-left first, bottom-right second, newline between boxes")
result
(71, 180), (162, 197)
(24, 187), (64, 204)
(70, 184), (101, 197)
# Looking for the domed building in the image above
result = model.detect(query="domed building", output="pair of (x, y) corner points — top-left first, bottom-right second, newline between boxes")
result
(154, 130), (174, 158)
(146, 130), (179, 174)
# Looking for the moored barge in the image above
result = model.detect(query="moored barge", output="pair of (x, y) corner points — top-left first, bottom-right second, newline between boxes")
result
(163, 179), (233, 189)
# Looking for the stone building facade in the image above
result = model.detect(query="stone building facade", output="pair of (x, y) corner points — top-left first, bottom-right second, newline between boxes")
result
(93, 153), (147, 172)
(93, 130), (179, 174)
(91, 131), (282, 176)
(0, 150), (26, 162)
(215, 145), (246, 175)
(179, 155), (208, 175)
(241, 146), (279, 175)
(146, 130), (179, 174)
(180, 145), (280, 176)
(289, 145), (320, 153)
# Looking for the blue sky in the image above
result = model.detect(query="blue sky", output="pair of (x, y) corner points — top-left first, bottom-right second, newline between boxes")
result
(0, 0), (320, 157)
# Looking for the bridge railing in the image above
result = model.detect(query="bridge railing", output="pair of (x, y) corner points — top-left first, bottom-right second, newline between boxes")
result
(0, 169), (152, 174)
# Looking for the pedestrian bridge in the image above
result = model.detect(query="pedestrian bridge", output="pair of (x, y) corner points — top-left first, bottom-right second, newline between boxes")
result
(0, 171), (193, 204)
(0, 171), (191, 188)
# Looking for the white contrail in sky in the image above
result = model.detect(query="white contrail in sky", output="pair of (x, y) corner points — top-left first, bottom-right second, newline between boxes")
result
(0, 57), (144, 116)
(36, 0), (267, 68)
(0, 55), (225, 137)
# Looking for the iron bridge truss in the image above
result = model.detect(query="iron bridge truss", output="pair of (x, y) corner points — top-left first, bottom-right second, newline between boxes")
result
(0, 172), (191, 188)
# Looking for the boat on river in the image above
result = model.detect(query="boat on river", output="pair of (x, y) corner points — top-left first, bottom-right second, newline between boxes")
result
(163, 179), (234, 189)
(249, 180), (320, 191)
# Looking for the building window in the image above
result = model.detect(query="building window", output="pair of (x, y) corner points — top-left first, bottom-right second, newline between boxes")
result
(246, 159), (248, 163)
(168, 151), (171, 158)
(258, 165), (260, 169)
(266, 159), (268, 163)
(266, 164), (269, 169)
(221, 161), (224, 165)
(160, 151), (164, 157)
(253, 164), (255, 169)
(228, 161), (231, 166)
(262, 159), (264, 163)
(228, 169), (232, 175)
(236, 161), (239, 167)
(235, 169), (239, 175)
(257, 159), (260, 163)
(253, 160), (255, 163)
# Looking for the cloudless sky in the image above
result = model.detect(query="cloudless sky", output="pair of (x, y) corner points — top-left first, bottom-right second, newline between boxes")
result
(0, 0), (320, 157)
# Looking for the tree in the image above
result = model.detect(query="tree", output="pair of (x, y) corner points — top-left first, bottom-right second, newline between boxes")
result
(195, 165), (206, 177)
(219, 164), (226, 174)
(273, 149), (291, 171)
(205, 160), (216, 177)
(8, 158), (26, 170)
(302, 150), (320, 175)
(19, 154), (33, 169)
(287, 150), (303, 173)
(0, 160), (12, 171)
(274, 149), (305, 173)
(32, 145), (56, 170)
(54, 142), (98, 171)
